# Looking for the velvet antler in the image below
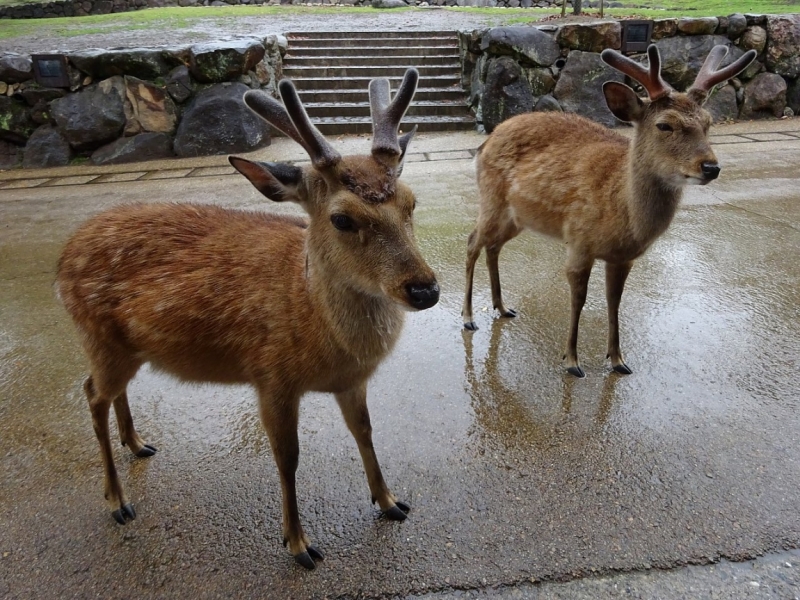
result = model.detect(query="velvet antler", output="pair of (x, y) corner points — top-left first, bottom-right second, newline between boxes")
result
(688, 46), (757, 103)
(244, 81), (341, 170)
(601, 45), (672, 101)
(369, 68), (419, 166)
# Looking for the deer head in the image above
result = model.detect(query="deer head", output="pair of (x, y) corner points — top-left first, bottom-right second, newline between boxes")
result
(229, 69), (439, 311)
(601, 45), (757, 187)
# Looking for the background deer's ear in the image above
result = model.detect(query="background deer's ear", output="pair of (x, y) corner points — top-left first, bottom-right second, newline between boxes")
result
(603, 82), (646, 123)
(229, 157), (304, 203)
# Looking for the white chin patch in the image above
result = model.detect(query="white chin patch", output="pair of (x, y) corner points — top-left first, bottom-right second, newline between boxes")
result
(685, 176), (707, 186)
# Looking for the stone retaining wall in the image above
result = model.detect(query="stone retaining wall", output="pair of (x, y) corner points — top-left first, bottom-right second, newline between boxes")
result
(3, 15), (800, 170)
(0, 36), (285, 169)
(0, 0), (574, 19)
(461, 14), (800, 133)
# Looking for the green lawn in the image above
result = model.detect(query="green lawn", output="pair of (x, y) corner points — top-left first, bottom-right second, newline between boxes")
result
(0, 2), (798, 42)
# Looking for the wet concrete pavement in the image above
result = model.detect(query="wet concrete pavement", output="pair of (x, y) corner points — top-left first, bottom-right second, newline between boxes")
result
(1, 120), (800, 599)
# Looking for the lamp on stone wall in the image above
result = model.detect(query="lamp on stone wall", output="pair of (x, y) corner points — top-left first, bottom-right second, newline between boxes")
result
(620, 20), (653, 54)
(31, 54), (71, 88)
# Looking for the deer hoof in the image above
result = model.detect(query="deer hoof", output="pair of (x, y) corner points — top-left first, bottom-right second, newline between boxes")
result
(613, 363), (633, 375)
(566, 365), (586, 378)
(383, 504), (409, 521)
(395, 501), (411, 514)
(294, 551), (317, 570)
(500, 308), (517, 318)
(135, 444), (158, 458)
(464, 321), (478, 331)
(307, 545), (325, 561)
(111, 503), (136, 525)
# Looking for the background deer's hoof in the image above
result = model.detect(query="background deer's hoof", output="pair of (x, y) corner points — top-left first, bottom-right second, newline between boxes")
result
(294, 551), (317, 570)
(111, 503), (136, 525)
(566, 366), (586, 378)
(613, 363), (633, 375)
(463, 321), (478, 331)
(307, 545), (325, 561)
(383, 504), (409, 521)
(135, 444), (158, 458)
(395, 501), (411, 514)
(500, 308), (517, 318)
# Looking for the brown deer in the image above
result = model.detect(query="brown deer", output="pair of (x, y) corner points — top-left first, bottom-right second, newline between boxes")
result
(462, 45), (756, 378)
(56, 69), (439, 570)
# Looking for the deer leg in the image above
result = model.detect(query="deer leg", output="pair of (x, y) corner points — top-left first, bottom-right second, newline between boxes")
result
(113, 391), (157, 457)
(335, 383), (409, 522)
(462, 228), (484, 331)
(486, 236), (517, 317)
(84, 360), (141, 524)
(257, 388), (321, 570)
(605, 261), (634, 375)
(564, 255), (594, 378)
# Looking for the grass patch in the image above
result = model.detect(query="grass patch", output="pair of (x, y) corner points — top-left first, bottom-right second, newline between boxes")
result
(453, 0), (800, 22)
(0, 3), (798, 43)
(0, 6), (413, 40)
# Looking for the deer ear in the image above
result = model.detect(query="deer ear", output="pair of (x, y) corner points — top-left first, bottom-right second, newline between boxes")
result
(603, 82), (646, 123)
(229, 156), (304, 203)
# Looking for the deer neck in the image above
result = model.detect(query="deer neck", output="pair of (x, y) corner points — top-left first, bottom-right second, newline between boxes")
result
(626, 145), (684, 245)
(306, 258), (405, 362)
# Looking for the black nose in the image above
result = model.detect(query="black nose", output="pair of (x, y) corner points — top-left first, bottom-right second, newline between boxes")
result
(701, 162), (720, 180)
(406, 281), (440, 310)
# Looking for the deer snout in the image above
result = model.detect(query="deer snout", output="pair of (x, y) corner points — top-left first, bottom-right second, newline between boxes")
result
(701, 162), (720, 181)
(406, 281), (440, 310)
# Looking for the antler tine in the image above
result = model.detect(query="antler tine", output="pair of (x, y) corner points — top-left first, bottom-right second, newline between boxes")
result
(690, 47), (757, 94)
(601, 45), (672, 101)
(370, 68), (419, 164)
(278, 79), (341, 170)
(243, 90), (306, 148)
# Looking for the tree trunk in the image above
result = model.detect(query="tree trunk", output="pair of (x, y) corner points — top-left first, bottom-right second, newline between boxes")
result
(573, 0), (582, 15)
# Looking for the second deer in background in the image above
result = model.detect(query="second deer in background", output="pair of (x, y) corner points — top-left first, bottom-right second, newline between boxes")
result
(462, 45), (756, 378)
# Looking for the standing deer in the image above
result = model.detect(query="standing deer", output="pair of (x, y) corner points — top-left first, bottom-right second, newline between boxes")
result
(462, 45), (756, 377)
(56, 69), (440, 570)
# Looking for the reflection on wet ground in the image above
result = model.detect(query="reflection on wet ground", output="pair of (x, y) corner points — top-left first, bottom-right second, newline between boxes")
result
(1, 130), (799, 598)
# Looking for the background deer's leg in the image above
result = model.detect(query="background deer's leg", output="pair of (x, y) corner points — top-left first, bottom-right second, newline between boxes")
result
(335, 383), (409, 522)
(84, 354), (141, 524)
(257, 386), (321, 570)
(605, 260), (634, 375)
(564, 251), (594, 378)
(486, 221), (522, 319)
(462, 228), (484, 330)
(113, 391), (157, 457)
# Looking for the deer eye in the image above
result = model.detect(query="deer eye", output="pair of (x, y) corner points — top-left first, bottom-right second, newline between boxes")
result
(331, 214), (355, 232)
(656, 123), (674, 132)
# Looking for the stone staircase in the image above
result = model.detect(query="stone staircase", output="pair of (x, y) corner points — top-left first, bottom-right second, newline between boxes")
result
(281, 31), (474, 135)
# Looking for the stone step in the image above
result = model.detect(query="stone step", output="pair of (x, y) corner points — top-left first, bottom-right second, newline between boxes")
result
(283, 64), (460, 79)
(289, 75), (462, 90)
(281, 31), (473, 135)
(286, 30), (455, 39)
(284, 54), (461, 67)
(295, 87), (469, 103)
(303, 100), (471, 118)
(286, 46), (459, 58)
(286, 37), (458, 48)
(309, 115), (475, 136)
